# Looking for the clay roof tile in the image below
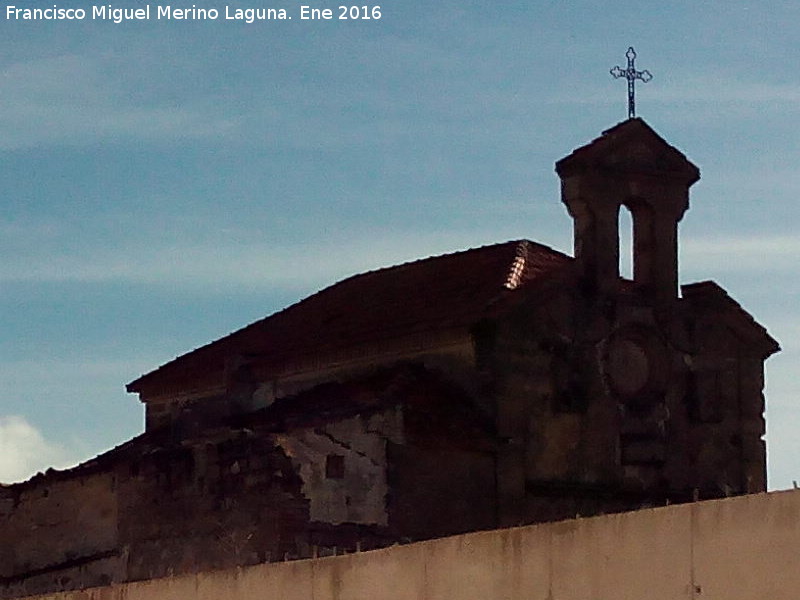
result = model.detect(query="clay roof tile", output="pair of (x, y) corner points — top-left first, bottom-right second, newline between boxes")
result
(127, 240), (571, 396)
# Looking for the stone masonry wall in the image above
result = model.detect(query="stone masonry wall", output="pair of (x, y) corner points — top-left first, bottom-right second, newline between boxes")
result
(116, 433), (310, 581)
(0, 433), (311, 599)
(0, 473), (120, 598)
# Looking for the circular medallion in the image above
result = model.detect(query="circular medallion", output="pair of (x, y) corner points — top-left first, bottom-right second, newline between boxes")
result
(603, 327), (667, 407)
(606, 337), (650, 397)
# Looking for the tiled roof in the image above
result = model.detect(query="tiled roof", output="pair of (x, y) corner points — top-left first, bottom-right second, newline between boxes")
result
(127, 240), (572, 396)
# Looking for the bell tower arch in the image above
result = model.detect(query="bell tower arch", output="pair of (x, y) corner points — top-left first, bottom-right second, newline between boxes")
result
(555, 119), (700, 303)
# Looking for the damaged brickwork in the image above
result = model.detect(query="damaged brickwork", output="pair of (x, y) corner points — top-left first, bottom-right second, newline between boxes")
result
(0, 366), (497, 598)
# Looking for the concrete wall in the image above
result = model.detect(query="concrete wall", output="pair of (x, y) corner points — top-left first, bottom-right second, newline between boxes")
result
(16, 489), (800, 600)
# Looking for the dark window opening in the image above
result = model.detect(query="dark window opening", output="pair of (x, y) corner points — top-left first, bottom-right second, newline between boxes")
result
(325, 454), (345, 479)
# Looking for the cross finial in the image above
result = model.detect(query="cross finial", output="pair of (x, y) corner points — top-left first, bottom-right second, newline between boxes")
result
(610, 46), (652, 119)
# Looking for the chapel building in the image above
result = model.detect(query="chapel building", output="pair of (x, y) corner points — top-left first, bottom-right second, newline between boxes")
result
(0, 119), (779, 598)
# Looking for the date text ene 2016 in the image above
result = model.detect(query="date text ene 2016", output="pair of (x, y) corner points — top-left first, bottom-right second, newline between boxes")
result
(300, 6), (382, 20)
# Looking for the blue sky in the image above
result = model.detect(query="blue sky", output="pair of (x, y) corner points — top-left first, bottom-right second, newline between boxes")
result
(1, 0), (799, 488)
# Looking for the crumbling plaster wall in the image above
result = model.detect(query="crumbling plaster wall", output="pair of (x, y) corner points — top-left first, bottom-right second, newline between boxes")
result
(0, 473), (120, 599)
(1, 363), (494, 598)
(117, 433), (310, 582)
(0, 432), (312, 598)
(275, 408), (403, 527)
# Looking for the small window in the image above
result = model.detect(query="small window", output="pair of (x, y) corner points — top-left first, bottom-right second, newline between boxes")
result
(325, 454), (345, 479)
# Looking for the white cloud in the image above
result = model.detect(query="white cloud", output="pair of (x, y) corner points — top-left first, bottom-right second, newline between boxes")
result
(0, 416), (79, 484)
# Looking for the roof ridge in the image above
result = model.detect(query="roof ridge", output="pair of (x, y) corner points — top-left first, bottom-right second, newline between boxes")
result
(221, 240), (530, 335)
(224, 237), (568, 325)
(503, 240), (530, 290)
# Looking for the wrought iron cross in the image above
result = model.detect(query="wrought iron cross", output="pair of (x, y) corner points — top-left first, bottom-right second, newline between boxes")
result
(610, 47), (652, 119)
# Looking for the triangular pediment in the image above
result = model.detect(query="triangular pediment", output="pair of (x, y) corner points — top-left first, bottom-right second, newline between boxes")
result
(556, 118), (700, 185)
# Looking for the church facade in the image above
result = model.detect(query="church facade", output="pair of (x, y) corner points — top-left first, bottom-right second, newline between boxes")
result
(0, 119), (779, 598)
